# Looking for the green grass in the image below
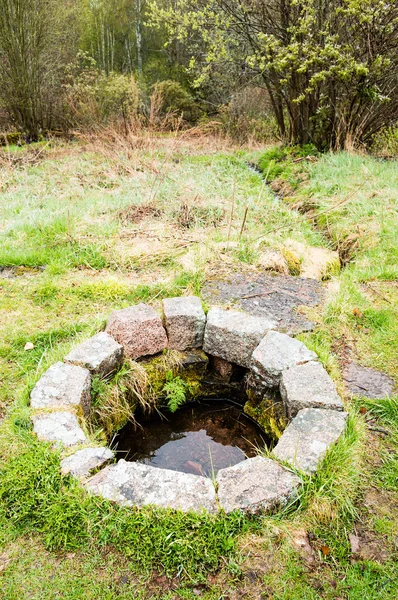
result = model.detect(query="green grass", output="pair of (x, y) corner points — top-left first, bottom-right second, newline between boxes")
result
(0, 139), (397, 598)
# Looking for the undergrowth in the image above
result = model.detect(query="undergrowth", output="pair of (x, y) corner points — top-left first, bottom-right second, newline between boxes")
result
(0, 428), (249, 582)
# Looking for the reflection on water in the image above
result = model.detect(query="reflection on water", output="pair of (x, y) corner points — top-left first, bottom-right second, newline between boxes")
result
(114, 400), (270, 476)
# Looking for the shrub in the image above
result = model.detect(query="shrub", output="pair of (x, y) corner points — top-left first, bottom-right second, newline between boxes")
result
(63, 52), (139, 131)
(154, 80), (201, 123)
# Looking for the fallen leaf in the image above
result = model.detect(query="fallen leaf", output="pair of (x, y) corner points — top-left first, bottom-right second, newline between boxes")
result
(321, 545), (330, 556)
(24, 342), (34, 351)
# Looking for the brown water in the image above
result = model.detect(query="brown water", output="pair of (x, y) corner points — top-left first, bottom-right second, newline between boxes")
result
(114, 400), (270, 476)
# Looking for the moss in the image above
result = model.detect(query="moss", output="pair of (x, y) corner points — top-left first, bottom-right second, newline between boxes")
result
(142, 349), (210, 406)
(321, 256), (341, 280)
(244, 396), (287, 440)
(281, 248), (301, 276)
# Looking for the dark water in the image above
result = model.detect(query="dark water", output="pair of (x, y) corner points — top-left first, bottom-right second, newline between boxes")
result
(114, 400), (270, 476)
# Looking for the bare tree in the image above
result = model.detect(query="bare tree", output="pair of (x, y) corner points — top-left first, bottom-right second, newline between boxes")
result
(0, 0), (68, 139)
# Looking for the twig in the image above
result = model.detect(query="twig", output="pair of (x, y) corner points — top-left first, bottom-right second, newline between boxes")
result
(227, 176), (236, 249)
(239, 206), (249, 238)
(363, 283), (392, 305)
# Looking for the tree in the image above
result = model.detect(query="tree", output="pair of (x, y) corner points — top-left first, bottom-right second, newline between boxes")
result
(149, 0), (398, 149)
(0, 0), (74, 140)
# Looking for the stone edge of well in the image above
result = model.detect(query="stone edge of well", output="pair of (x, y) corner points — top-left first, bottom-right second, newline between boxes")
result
(28, 298), (347, 514)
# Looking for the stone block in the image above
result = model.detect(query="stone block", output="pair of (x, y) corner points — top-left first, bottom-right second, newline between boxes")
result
(30, 362), (91, 416)
(211, 355), (234, 380)
(106, 303), (167, 360)
(61, 447), (114, 477)
(280, 361), (344, 417)
(32, 411), (87, 447)
(65, 332), (123, 377)
(251, 331), (317, 387)
(273, 408), (348, 474)
(216, 456), (301, 514)
(203, 308), (275, 368)
(85, 460), (217, 512)
(162, 296), (206, 350)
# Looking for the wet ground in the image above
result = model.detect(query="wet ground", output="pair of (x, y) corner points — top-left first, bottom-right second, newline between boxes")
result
(202, 272), (323, 334)
(114, 400), (270, 477)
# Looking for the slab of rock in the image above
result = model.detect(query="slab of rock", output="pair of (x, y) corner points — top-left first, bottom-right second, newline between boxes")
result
(203, 308), (275, 368)
(162, 296), (206, 350)
(251, 331), (318, 387)
(61, 447), (114, 477)
(65, 332), (123, 377)
(85, 460), (217, 512)
(30, 362), (91, 416)
(106, 303), (168, 360)
(202, 272), (323, 334)
(216, 456), (301, 514)
(343, 362), (395, 399)
(280, 361), (344, 417)
(273, 408), (348, 474)
(32, 411), (87, 447)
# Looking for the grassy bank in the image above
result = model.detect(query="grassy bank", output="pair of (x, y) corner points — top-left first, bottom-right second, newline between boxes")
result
(0, 137), (397, 598)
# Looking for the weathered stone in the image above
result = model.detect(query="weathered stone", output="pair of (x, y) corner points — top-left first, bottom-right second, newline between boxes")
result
(273, 408), (348, 474)
(203, 308), (275, 368)
(251, 331), (318, 387)
(85, 460), (217, 512)
(30, 362), (91, 416)
(65, 332), (123, 377)
(61, 447), (114, 477)
(343, 362), (395, 399)
(106, 303), (168, 359)
(216, 456), (301, 514)
(211, 356), (234, 380)
(280, 361), (344, 417)
(244, 372), (287, 440)
(162, 296), (206, 350)
(32, 411), (87, 447)
(202, 272), (323, 334)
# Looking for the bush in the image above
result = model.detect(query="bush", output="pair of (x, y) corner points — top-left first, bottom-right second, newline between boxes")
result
(63, 52), (140, 131)
(219, 86), (278, 144)
(372, 125), (398, 157)
(154, 80), (201, 123)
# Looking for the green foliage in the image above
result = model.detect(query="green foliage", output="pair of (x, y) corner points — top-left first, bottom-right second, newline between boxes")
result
(0, 432), (248, 579)
(155, 80), (200, 122)
(63, 52), (139, 129)
(150, 0), (398, 149)
(163, 371), (189, 413)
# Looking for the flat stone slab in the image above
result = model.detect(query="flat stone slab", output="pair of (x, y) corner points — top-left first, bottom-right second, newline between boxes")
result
(203, 307), (275, 368)
(85, 460), (217, 512)
(61, 447), (114, 477)
(216, 456), (301, 514)
(162, 296), (206, 350)
(273, 408), (348, 474)
(343, 362), (395, 399)
(65, 332), (123, 377)
(280, 361), (344, 417)
(30, 362), (91, 416)
(202, 273), (323, 334)
(32, 411), (87, 447)
(106, 303), (168, 360)
(251, 331), (318, 387)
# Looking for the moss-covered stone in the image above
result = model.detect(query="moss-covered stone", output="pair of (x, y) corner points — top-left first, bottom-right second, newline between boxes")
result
(244, 373), (287, 440)
(281, 248), (302, 276)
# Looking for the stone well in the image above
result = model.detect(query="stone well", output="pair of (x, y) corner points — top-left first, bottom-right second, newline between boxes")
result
(29, 296), (347, 514)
